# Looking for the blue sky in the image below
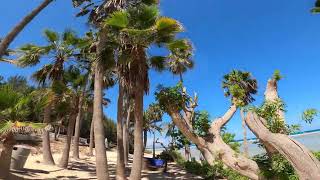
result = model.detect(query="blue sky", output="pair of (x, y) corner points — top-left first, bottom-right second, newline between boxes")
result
(1, 0), (320, 142)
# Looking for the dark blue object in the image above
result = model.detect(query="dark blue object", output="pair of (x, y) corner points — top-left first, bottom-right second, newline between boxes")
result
(146, 158), (165, 167)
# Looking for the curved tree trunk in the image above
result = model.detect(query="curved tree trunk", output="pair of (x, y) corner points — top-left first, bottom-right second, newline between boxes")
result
(246, 112), (320, 180)
(129, 88), (144, 180)
(240, 109), (249, 157)
(58, 103), (78, 168)
(116, 84), (125, 180)
(72, 91), (85, 160)
(0, 0), (53, 57)
(0, 134), (15, 179)
(168, 105), (261, 180)
(42, 103), (55, 165)
(208, 105), (260, 180)
(89, 119), (94, 156)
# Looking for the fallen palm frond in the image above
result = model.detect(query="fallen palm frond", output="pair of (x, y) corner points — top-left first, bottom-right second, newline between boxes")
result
(0, 121), (52, 139)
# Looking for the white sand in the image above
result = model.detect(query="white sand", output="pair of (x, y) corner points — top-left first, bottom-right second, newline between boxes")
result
(8, 140), (202, 179)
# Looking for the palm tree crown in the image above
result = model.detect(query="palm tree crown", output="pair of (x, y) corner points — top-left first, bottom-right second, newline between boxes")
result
(222, 70), (258, 107)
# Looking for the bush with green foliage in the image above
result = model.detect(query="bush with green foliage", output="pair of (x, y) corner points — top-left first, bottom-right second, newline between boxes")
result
(183, 159), (248, 180)
(250, 99), (300, 134)
(253, 153), (298, 180)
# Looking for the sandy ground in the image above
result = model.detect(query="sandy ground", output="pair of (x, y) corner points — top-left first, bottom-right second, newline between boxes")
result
(8, 140), (202, 180)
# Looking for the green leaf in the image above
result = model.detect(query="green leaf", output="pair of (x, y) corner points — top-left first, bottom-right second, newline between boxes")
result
(62, 29), (79, 45)
(149, 56), (167, 72)
(168, 39), (192, 51)
(156, 17), (183, 33)
(105, 11), (129, 28)
(273, 70), (282, 81)
(43, 29), (58, 43)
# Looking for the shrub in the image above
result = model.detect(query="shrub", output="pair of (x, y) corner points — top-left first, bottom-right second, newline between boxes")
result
(182, 159), (248, 180)
(253, 153), (298, 180)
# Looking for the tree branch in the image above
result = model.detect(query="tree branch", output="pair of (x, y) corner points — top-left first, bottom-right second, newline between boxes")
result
(210, 104), (237, 133)
(168, 109), (207, 149)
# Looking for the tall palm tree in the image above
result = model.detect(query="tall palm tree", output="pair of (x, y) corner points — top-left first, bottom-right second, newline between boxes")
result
(18, 29), (82, 165)
(105, 2), (184, 178)
(222, 70), (257, 159)
(143, 103), (163, 157)
(0, 0), (53, 58)
(62, 66), (88, 162)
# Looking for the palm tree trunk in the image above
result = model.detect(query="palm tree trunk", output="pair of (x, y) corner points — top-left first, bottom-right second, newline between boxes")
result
(152, 132), (156, 158)
(240, 109), (249, 157)
(143, 130), (147, 151)
(0, 134), (15, 179)
(179, 73), (183, 83)
(93, 62), (109, 180)
(42, 103), (55, 165)
(123, 102), (131, 165)
(0, 0), (53, 57)
(58, 102), (78, 168)
(129, 88), (144, 180)
(89, 119), (94, 156)
(116, 83), (125, 179)
(72, 91), (85, 160)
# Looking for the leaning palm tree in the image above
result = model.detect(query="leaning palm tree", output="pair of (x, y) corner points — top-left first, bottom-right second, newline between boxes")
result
(17, 29), (82, 165)
(0, 0), (53, 58)
(105, 2), (184, 178)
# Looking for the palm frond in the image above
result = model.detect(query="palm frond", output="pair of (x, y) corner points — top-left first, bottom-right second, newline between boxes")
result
(32, 64), (53, 85)
(62, 29), (79, 45)
(155, 17), (183, 33)
(44, 29), (59, 43)
(149, 56), (166, 72)
(131, 5), (159, 29)
(142, 0), (159, 5)
(0, 121), (52, 138)
(104, 10), (129, 28)
(167, 39), (192, 51)
(18, 44), (47, 67)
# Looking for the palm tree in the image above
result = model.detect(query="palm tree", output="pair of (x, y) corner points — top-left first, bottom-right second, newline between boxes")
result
(222, 70), (258, 107)
(222, 70), (257, 158)
(143, 103), (163, 157)
(18, 29), (82, 165)
(105, 2), (184, 178)
(0, 0), (53, 58)
(166, 39), (194, 82)
(55, 66), (87, 166)
(58, 91), (79, 168)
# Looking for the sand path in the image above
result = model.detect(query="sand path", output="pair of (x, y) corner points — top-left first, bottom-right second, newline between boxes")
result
(9, 146), (202, 180)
